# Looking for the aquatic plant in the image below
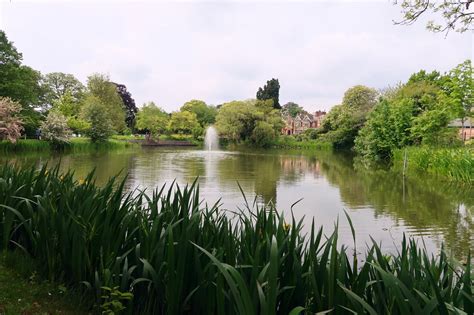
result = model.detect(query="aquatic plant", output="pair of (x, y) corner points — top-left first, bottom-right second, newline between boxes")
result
(0, 164), (471, 314)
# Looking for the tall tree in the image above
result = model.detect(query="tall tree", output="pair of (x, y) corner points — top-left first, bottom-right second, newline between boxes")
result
(394, 0), (474, 33)
(180, 99), (217, 127)
(282, 102), (303, 118)
(0, 30), (42, 134)
(256, 78), (281, 109)
(449, 60), (474, 141)
(136, 102), (169, 137)
(86, 74), (126, 133)
(114, 83), (138, 129)
(41, 72), (85, 109)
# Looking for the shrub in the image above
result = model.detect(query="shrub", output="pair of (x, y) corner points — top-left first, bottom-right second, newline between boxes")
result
(251, 121), (276, 147)
(81, 96), (114, 142)
(40, 111), (72, 146)
(0, 97), (23, 143)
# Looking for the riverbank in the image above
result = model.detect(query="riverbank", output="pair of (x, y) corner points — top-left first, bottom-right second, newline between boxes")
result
(392, 146), (474, 183)
(0, 138), (137, 153)
(0, 164), (471, 314)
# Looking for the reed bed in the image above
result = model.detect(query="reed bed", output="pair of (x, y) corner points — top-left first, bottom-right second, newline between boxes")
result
(0, 164), (472, 314)
(393, 147), (474, 183)
(0, 138), (135, 153)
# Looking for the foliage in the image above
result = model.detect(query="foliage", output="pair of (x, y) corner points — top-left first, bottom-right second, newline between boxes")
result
(168, 110), (200, 134)
(395, 0), (474, 33)
(256, 78), (281, 109)
(114, 83), (138, 129)
(0, 30), (43, 135)
(392, 146), (474, 182)
(216, 99), (282, 145)
(282, 102), (303, 118)
(81, 95), (114, 142)
(0, 97), (23, 143)
(41, 72), (85, 109)
(86, 73), (126, 133)
(40, 111), (72, 146)
(181, 99), (217, 127)
(355, 81), (459, 161)
(136, 102), (169, 137)
(320, 85), (378, 149)
(100, 286), (133, 315)
(251, 121), (276, 147)
(0, 164), (472, 314)
(448, 60), (474, 140)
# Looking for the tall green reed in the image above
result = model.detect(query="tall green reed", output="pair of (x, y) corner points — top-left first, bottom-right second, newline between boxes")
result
(0, 164), (472, 314)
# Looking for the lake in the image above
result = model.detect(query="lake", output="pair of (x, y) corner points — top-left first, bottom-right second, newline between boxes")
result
(3, 147), (473, 258)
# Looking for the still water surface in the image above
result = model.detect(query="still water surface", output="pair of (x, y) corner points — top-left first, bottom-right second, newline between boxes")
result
(4, 147), (473, 258)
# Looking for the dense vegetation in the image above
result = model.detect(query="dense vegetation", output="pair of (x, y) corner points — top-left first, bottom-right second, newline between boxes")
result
(0, 164), (472, 314)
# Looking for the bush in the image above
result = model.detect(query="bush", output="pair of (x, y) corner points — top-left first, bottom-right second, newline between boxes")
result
(251, 121), (276, 147)
(81, 96), (114, 142)
(40, 111), (72, 146)
(0, 97), (23, 143)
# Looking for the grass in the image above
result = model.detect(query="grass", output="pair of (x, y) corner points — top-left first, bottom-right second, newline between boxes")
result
(273, 136), (332, 150)
(0, 256), (88, 314)
(0, 164), (472, 314)
(0, 138), (137, 153)
(393, 146), (474, 183)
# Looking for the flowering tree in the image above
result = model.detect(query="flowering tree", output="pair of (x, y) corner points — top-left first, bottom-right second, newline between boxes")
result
(40, 111), (72, 145)
(0, 97), (24, 143)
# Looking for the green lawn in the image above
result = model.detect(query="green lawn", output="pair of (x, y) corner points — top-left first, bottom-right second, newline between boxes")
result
(0, 263), (88, 315)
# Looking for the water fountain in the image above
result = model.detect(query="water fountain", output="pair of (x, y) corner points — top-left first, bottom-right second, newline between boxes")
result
(204, 126), (219, 151)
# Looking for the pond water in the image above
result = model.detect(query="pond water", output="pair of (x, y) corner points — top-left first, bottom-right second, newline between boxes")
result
(3, 147), (473, 258)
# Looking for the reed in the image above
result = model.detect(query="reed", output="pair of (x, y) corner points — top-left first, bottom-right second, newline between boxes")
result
(0, 164), (471, 314)
(393, 146), (474, 183)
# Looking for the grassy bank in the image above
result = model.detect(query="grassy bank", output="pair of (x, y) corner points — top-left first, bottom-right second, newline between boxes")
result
(273, 137), (332, 150)
(0, 258), (87, 314)
(393, 146), (474, 183)
(0, 138), (137, 153)
(0, 164), (471, 314)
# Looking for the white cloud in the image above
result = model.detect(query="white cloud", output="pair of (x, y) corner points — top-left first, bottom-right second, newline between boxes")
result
(0, 1), (472, 112)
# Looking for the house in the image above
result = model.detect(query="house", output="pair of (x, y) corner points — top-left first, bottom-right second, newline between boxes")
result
(448, 118), (474, 141)
(282, 110), (326, 135)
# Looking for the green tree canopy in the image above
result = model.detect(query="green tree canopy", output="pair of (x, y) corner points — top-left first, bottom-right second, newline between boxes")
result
(282, 102), (304, 118)
(180, 99), (217, 127)
(41, 72), (85, 109)
(448, 60), (473, 133)
(168, 111), (199, 134)
(136, 102), (169, 136)
(81, 95), (114, 142)
(256, 78), (281, 109)
(86, 73), (126, 133)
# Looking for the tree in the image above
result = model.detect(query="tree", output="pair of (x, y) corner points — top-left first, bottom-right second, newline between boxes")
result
(81, 95), (114, 142)
(0, 31), (43, 135)
(168, 111), (199, 134)
(256, 78), (281, 109)
(114, 83), (138, 129)
(282, 102), (303, 118)
(448, 60), (473, 141)
(86, 73), (126, 133)
(41, 72), (85, 109)
(0, 97), (23, 143)
(319, 85), (378, 149)
(215, 99), (282, 145)
(251, 121), (276, 147)
(40, 111), (72, 146)
(180, 100), (217, 127)
(394, 0), (474, 33)
(136, 102), (169, 137)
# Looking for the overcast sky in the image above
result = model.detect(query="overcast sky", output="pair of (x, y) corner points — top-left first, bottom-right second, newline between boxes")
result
(1, 1), (472, 112)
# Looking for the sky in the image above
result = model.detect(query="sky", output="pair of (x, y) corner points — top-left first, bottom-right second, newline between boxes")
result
(0, 0), (472, 112)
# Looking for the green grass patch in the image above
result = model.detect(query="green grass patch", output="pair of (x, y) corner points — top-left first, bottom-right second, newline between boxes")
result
(273, 136), (332, 150)
(0, 138), (137, 153)
(0, 164), (472, 314)
(393, 146), (474, 183)
(0, 254), (88, 314)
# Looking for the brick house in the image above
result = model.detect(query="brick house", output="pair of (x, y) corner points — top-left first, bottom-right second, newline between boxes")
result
(282, 111), (326, 135)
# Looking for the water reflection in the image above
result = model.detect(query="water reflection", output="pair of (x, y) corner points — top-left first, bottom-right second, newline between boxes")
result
(2, 147), (472, 258)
